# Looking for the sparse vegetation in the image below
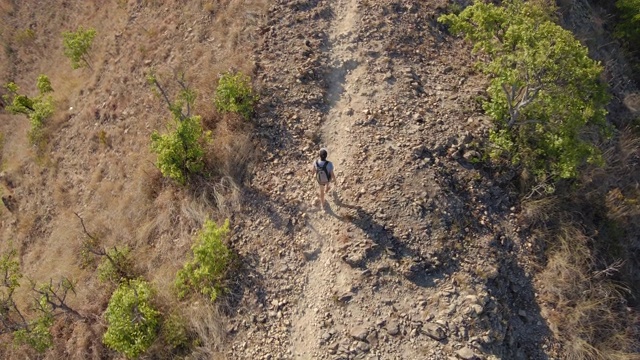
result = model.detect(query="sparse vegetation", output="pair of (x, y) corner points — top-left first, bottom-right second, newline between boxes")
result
(76, 213), (136, 282)
(175, 219), (232, 301)
(0, 249), (81, 353)
(537, 224), (639, 360)
(14, 277), (81, 353)
(214, 71), (257, 120)
(13, 28), (35, 45)
(0, 248), (23, 334)
(13, 313), (54, 353)
(2, 0), (640, 359)
(3, 75), (54, 145)
(62, 27), (96, 69)
(97, 246), (133, 283)
(160, 312), (190, 352)
(97, 129), (109, 147)
(0, 2), (266, 359)
(439, 0), (610, 181)
(103, 279), (160, 359)
(615, 0), (640, 52)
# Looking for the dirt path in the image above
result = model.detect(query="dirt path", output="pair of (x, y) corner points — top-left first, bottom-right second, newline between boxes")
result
(232, 1), (554, 358)
(289, 0), (364, 357)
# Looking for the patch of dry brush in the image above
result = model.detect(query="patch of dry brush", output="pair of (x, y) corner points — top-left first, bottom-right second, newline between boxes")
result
(527, 126), (640, 360)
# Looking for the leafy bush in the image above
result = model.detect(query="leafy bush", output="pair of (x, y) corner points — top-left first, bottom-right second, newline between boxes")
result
(439, 0), (610, 181)
(175, 219), (232, 301)
(147, 72), (209, 184)
(0, 248), (22, 296)
(62, 27), (96, 69)
(615, 0), (640, 47)
(103, 279), (160, 359)
(150, 115), (207, 184)
(3, 75), (54, 145)
(214, 71), (258, 120)
(97, 246), (133, 283)
(13, 313), (54, 353)
(1, 249), (55, 353)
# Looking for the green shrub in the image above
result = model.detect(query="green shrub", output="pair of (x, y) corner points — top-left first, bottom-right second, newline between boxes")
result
(0, 248), (22, 296)
(147, 72), (211, 184)
(62, 27), (96, 69)
(3, 75), (54, 145)
(615, 0), (640, 46)
(214, 71), (257, 120)
(175, 219), (232, 301)
(103, 279), (160, 359)
(97, 246), (133, 283)
(150, 115), (207, 184)
(13, 313), (54, 353)
(439, 0), (610, 181)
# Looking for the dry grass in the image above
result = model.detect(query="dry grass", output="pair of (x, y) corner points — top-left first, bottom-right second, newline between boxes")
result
(146, 262), (226, 359)
(538, 225), (640, 360)
(521, 195), (561, 229)
(522, 126), (640, 359)
(183, 302), (227, 360)
(0, 0), (267, 357)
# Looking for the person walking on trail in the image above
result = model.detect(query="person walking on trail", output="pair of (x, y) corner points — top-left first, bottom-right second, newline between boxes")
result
(312, 148), (335, 208)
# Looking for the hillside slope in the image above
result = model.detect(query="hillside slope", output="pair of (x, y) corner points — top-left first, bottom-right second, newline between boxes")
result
(0, 1), (266, 358)
(1, 0), (638, 359)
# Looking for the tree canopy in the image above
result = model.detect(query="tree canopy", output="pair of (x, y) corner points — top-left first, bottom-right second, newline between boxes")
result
(439, 0), (610, 180)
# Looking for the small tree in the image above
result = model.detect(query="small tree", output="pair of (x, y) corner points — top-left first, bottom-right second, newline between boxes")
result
(13, 313), (53, 353)
(96, 246), (134, 283)
(148, 73), (209, 184)
(214, 71), (258, 120)
(150, 115), (206, 184)
(75, 212), (135, 282)
(615, 0), (640, 46)
(0, 248), (26, 334)
(31, 277), (82, 318)
(62, 27), (96, 69)
(175, 219), (232, 301)
(103, 279), (160, 359)
(3, 75), (54, 145)
(439, 0), (610, 180)
(1, 251), (80, 353)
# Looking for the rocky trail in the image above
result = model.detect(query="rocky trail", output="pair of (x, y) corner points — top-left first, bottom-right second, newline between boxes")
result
(227, 1), (553, 359)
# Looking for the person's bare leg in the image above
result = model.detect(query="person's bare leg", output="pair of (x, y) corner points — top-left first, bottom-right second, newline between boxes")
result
(319, 185), (325, 207)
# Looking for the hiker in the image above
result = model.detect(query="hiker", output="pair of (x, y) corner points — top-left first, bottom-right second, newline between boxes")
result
(312, 148), (335, 208)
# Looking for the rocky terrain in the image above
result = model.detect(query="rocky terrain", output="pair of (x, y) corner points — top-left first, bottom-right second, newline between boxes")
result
(225, 0), (554, 359)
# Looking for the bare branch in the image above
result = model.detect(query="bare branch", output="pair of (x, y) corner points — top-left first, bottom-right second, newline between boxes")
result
(74, 212), (106, 257)
(31, 278), (84, 320)
(74, 212), (98, 243)
(176, 72), (191, 118)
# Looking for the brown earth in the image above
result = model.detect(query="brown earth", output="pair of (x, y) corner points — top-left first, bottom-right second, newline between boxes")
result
(0, 0), (638, 359)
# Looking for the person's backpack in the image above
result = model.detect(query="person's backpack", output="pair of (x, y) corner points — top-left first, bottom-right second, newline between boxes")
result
(316, 160), (331, 185)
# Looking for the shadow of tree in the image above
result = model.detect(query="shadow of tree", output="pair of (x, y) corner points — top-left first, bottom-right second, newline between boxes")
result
(221, 250), (266, 318)
(479, 234), (551, 360)
(328, 191), (459, 288)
